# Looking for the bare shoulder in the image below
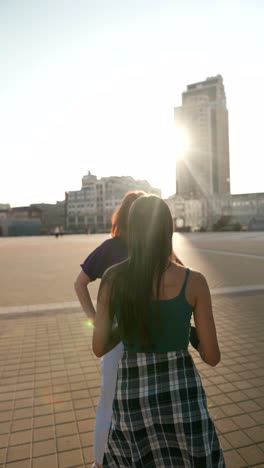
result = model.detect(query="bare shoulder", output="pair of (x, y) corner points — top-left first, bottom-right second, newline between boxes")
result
(184, 268), (209, 306)
(170, 263), (206, 284)
(189, 269), (208, 286)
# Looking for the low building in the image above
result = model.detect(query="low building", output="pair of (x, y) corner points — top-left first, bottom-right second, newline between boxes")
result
(0, 205), (9, 236)
(65, 172), (161, 233)
(31, 201), (65, 234)
(0, 206), (42, 236)
(230, 193), (264, 228)
(165, 192), (264, 231)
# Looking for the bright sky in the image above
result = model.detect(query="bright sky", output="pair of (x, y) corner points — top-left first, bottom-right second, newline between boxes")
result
(1, 0), (263, 207)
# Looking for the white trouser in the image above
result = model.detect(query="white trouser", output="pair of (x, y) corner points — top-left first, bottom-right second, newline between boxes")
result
(94, 342), (124, 464)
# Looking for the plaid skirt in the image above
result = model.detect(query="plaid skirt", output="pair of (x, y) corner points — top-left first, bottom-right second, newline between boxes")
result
(103, 350), (225, 467)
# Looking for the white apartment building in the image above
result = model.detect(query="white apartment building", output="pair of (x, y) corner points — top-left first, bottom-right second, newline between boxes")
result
(65, 172), (161, 232)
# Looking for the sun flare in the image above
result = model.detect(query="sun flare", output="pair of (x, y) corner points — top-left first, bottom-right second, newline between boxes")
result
(175, 127), (190, 159)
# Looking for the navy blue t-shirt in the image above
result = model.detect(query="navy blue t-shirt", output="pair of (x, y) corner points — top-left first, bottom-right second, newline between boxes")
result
(81, 237), (128, 281)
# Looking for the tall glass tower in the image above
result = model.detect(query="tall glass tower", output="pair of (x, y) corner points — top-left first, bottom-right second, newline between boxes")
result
(174, 75), (230, 197)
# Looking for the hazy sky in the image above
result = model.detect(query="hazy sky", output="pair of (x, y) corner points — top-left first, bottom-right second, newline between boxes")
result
(1, 0), (263, 206)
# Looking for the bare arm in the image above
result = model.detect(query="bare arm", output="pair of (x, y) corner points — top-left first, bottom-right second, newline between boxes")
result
(92, 275), (121, 358)
(193, 273), (220, 367)
(74, 270), (96, 322)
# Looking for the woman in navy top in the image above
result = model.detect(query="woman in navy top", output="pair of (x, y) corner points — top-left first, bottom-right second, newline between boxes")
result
(74, 191), (145, 468)
(93, 195), (225, 467)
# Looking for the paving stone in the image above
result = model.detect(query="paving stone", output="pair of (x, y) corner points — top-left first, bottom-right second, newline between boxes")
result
(34, 415), (54, 428)
(14, 398), (33, 410)
(11, 418), (32, 432)
(58, 448), (84, 467)
(244, 426), (264, 443)
(243, 387), (263, 399)
(13, 408), (34, 420)
(15, 390), (34, 399)
(88, 387), (100, 398)
(53, 401), (73, 414)
(0, 420), (11, 434)
(233, 380), (253, 390)
(227, 391), (248, 403)
(238, 400), (262, 413)
(32, 438), (56, 457)
(222, 403), (244, 417)
(207, 406), (225, 421)
(73, 398), (93, 410)
(5, 460), (31, 468)
(52, 392), (72, 404)
(218, 434), (232, 451)
(0, 447), (6, 464)
(33, 426), (55, 442)
(71, 390), (90, 400)
(250, 377), (264, 388)
(217, 382), (238, 393)
(224, 429), (253, 448)
(75, 407), (95, 421)
(79, 432), (93, 448)
(215, 418), (239, 434)
(32, 453), (58, 468)
(0, 400), (13, 411)
(7, 444), (31, 463)
(238, 445), (264, 465)
(232, 414), (257, 429)
(34, 404), (53, 416)
(0, 433), (9, 448)
(0, 410), (12, 422)
(69, 381), (88, 391)
(55, 422), (78, 438)
(82, 446), (94, 464)
(255, 398), (264, 409)
(9, 430), (32, 446)
(209, 394), (232, 407)
(224, 449), (247, 468)
(54, 411), (75, 425)
(77, 418), (95, 434)
(57, 434), (81, 452)
(258, 442), (264, 453)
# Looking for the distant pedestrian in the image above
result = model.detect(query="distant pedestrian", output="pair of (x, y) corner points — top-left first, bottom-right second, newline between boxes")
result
(59, 225), (64, 237)
(54, 226), (60, 238)
(93, 195), (225, 467)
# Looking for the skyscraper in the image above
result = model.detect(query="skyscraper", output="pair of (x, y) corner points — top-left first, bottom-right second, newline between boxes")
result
(174, 75), (230, 197)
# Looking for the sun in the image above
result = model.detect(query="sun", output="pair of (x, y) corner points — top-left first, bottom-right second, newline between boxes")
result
(175, 127), (190, 159)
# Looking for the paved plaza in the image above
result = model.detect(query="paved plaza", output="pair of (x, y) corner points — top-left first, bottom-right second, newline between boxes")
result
(0, 233), (263, 467)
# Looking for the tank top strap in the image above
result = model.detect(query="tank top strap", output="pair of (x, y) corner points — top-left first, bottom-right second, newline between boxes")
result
(179, 268), (191, 298)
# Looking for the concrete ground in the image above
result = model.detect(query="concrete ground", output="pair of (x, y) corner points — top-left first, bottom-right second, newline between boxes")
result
(0, 232), (263, 467)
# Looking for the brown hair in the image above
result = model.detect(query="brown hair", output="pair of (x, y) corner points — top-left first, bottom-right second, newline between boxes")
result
(111, 191), (146, 242)
(108, 195), (174, 348)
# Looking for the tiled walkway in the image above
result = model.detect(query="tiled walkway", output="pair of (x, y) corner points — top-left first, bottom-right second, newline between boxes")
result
(0, 309), (98, 467)
(0, 233), (263, 467)
(0, 293), (263, 467)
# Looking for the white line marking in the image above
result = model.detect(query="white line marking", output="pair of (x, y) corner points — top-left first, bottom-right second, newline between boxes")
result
(211, 284), (264, 295)
(0, 301), (81, 315)
(198, 248), (264, 260)
(1, 284), (264, 315)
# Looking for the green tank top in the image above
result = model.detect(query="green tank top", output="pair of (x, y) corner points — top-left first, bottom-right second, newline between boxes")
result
(122, 268), (193, 353)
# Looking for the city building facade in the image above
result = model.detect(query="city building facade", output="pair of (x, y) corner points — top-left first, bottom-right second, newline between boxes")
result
(174, 75), (230, 198)
(0, 206), (42, 236)
(65, 172), (161, 232)
(165, 192), (264, 231)
(31, 201), (65, 234)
